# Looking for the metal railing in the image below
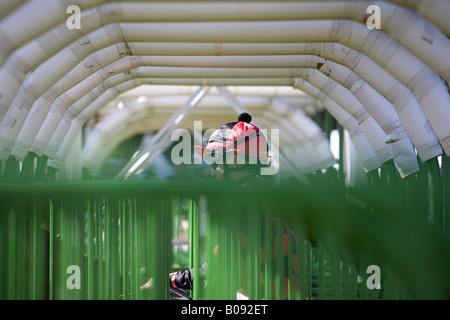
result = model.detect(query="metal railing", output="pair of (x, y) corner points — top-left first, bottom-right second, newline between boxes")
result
(1, 169), (450, 300)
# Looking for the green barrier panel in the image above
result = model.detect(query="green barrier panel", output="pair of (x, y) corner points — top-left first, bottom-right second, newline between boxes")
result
(1, 177), (450, 300)
(443, 156), (450, 234)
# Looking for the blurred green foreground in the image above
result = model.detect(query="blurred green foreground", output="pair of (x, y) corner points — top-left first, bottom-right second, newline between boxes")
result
(1, 167), (450, 300)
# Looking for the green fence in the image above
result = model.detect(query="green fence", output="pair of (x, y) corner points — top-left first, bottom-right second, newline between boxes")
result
(1, 165), (450, 300)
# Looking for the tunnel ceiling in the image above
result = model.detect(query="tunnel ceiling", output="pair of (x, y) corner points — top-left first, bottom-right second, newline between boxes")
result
(0, 0), (449, 180)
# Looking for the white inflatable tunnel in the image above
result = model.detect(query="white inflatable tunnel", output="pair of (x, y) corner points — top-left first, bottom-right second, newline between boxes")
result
(0, 0), (449, 182)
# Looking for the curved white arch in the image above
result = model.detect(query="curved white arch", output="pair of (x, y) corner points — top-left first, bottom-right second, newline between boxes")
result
(52, 71), (378, 176)
(1, 1), (449, 84)
(2, 36), (446, 164)
(0, 2), (448, 181)
(1, 17), (449, 157)
(387, 0), (450, 34)
(37, 68), (389, 176)
(0, 0), (27, 21)
(294, 77), (381, 173)
(43, 42), (430, 168)
(56, 66), (416, 177)
(34, 61), (417, 176)
(5, 49), (430, 170)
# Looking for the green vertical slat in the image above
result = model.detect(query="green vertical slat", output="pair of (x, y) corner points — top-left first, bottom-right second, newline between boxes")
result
(105, 195), (121, 300)
(63, 199), (70, 300)
(349, 263), (357, 299)
(0, 158), (3, 182)
(427, 158), (443, 229)
(263, 212), (272, 299)
(206, 196), (220, 299)
(275, 219), (283, 299)
(306, 240), (312, 300)
(68, 198), (77, 299)
(230, 198), (240, 299)
(129, 198), (138, 300)
(163, 197), (170, 300)
(37, 199), (48, 300)
(287, 226), (294, 300)
(221, 200), (231, 299)
(332, 254), (341, 299)
(76, 198), (84, 299)
(341, 255), (349, 299)
(4, 156), (21, 184)
(138, 197), (149, 300)
(25, 199), (33, 299)
(380, 159), (397, 189)
(57, 198), (65, 300)
(293, 225), (300, 300)
(144, 197), (154, 300)
(227, 200), (235, 299)
(35, 156), (48, 182)
(129, 198), (136, 300)
(126, 197), (132, 300)
(338, 124), (345, 181)
(13, 196), (25, 299)
(74, 198), (81, 299)
(14, 199), (23, 299)
(112, 197), (121, 300)
(246, 203), (256, 300)
(147, 196), (169, 300)
(442, 155), (450, 234)
(49, 199), (54, 300)
(404, 174), (417, 218)
(7, 202), (17, 299)
(120, 198), (128, 300)
(97, 197), (104, 300)
(104, 197), (111, 300)
(87, 198), (95, 299)
(318, 245), (325, 300)
(359, 262), (367, 300)
(366, 169), (379, 188)
(416, 157), (429, 222)
(301, 235), (310, 300)
(59, 198), (67, 300)
(0, 196), (6, 299)
(135, 198), (145, 300)
(189, 197), (200, 300)
(136, 197), (147, 300)
(255, 207), (262, 300)
(235, 199), (244, 300)
(21, 152), (36, 183)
